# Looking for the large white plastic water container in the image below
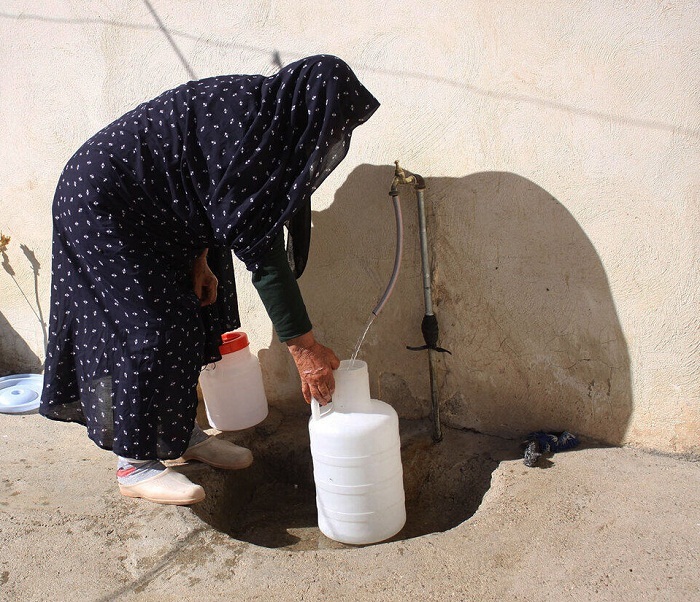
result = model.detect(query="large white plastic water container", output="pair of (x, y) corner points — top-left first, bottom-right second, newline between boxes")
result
(309, 359), (406, 545)
(199, 331), (268, 430)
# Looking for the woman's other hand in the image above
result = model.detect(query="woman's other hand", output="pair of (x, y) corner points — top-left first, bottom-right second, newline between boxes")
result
(192, 249), (218, 306)
(286, 331), (340, 405)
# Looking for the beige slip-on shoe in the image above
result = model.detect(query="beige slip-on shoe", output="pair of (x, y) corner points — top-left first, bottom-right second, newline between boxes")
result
(119, 467), (205, 505)
(181, 436), (254, 470)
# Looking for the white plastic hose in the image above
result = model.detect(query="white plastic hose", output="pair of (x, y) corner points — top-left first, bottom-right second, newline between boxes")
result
(372, 195), (404, 317)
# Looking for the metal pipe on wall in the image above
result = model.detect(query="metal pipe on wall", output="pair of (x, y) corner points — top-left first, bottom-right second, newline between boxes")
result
(391, 162), (448, 443)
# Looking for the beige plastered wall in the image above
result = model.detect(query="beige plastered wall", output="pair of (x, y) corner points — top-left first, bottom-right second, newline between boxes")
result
(0, 1), (697, 453)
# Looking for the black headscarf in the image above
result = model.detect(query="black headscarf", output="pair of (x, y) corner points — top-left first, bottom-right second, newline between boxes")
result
(178, 54), (380, 273)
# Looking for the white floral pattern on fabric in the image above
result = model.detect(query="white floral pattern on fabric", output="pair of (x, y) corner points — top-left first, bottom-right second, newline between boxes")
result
(40, 55), (379, 460)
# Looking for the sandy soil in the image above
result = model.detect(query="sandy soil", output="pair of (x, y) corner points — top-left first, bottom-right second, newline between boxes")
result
(1, 411), (698, 601)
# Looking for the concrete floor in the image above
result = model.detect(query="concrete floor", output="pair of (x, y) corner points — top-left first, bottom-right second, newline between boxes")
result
(1, 411), (699, 601)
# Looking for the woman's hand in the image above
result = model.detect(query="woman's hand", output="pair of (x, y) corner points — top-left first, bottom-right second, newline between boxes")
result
(287, 331), (340, 405)
(192, 249), (218, 306)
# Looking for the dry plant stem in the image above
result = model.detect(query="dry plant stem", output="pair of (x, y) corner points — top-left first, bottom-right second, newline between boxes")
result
(0, 233), (10, 253)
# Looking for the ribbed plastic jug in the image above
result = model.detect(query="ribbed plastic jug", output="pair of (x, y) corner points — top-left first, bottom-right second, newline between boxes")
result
(309, 359), (406, 545)
(199, 331), (268, 430)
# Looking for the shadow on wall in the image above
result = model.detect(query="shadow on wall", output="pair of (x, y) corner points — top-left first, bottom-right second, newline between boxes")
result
(258, 165), (632, 446)
(429, 170), (632, 445)
(0, 312), (42, 377)
(0, 244), (46, 376)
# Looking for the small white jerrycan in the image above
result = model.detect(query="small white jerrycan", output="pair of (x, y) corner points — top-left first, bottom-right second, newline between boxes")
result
(309, 359), (406, 545)
(199, 331), (268, 430)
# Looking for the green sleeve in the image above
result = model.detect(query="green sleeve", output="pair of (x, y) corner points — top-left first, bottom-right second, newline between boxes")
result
(251, 232), (313, 342)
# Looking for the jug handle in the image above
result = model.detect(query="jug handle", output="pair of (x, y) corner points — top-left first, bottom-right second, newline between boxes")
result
(311, 398), (333, 421)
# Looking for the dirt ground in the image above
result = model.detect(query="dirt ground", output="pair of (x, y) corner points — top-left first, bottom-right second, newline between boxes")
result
(1, 410), (698, 601)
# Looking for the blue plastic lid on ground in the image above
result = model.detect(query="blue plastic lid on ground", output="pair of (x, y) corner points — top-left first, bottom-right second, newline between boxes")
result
(0, 374), (43, 414)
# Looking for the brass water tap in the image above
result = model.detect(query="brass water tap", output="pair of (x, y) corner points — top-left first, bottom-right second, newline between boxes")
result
(390, 161), (425, 196)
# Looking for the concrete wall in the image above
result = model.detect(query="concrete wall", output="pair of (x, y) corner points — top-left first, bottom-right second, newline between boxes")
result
(1, 1), (697, 452)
